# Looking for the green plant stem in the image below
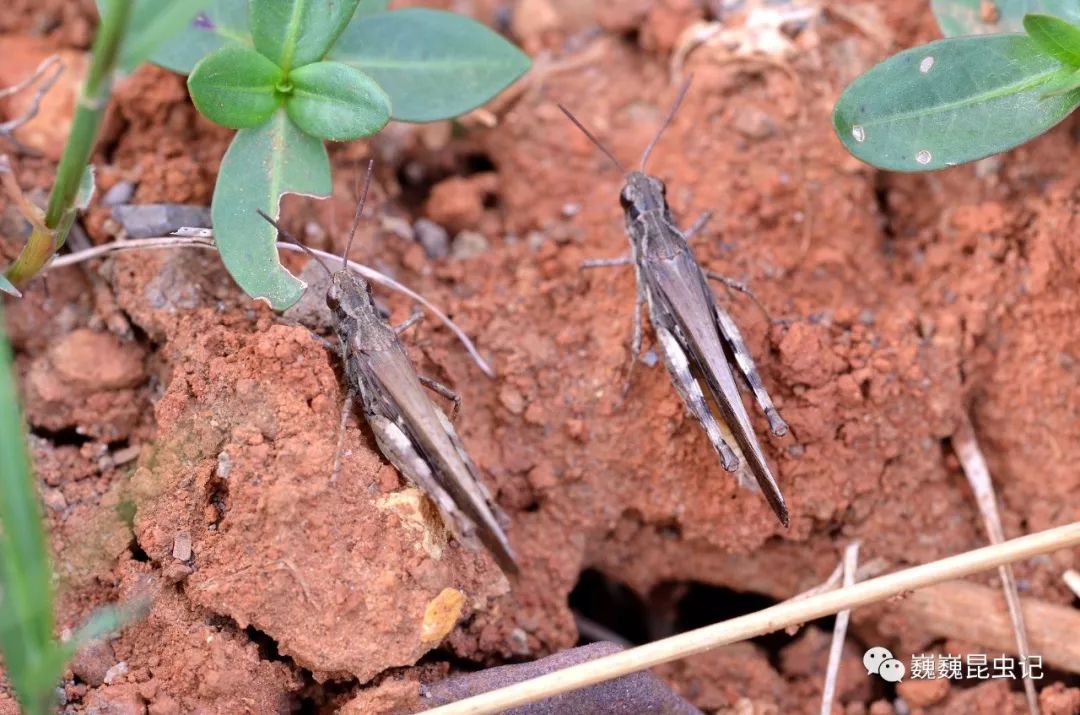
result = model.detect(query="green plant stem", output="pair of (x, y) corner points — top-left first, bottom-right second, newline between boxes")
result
(5, 0), (132, 287)
(0, 306), (55, 715)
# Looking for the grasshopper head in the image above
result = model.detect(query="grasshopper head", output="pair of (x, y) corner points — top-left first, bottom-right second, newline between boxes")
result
(620, 171), (667, 221)
(326, 270), (378, 324)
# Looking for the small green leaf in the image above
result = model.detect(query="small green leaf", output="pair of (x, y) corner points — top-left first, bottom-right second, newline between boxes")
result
(834, 34), (1080, 171)
(1024, 13), (1080, 65)
(329, 8), (531, 122)
(151, 0), (252, 74)
(0, 275), (20, 297)
(251, 0), (361, 72)
(188, 45), (284, 129)
(286, 61), (391, 140)
(1041, 64), (1080, 94)
(931, 0), (1080, 36)
(212, 110), (331, 309)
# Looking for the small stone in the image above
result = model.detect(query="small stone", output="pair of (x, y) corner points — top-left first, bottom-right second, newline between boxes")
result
(42, 487), (67, 512)
(84, 685), (145, 715)
(499, 385), (525, 415)
(732, 106), (777, 139)
(897, 677), (949, 707)
(215, 451), (231, 479)
(161, 562), (193, 584)
(70, 640), (115, 686)
(102, 181), (135, 207)
(450, 230), (489, 260)
(103, 661), (129, 685)
(148, 694), (180, 715)
(112, 204), (212, 239)
(414, 219), (449, 259)
(171, 531), (192, 562)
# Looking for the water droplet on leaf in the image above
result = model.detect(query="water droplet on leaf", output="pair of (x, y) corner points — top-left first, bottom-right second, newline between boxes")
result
(852, 125), (866, 143)
(920, 56), (935, 74)
(916, 150), (932, 165)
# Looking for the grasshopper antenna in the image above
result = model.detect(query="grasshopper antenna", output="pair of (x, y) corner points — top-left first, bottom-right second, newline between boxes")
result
(342, 158), (375, 271)
(640, 75), (693, 173)
(256, 209), (334, 277)
(557, 104), (627, 174)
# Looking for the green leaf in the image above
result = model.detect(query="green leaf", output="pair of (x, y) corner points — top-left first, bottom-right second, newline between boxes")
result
(1024, 13), (1080, 65)
(0, 307), (56, 713)
(329, 8), (531, 122)
(286, 61), (391, 140)
(150, 0), (252, 75)
(212, 110), (331, 309)
(355, 0), (389, 17)
(931, 0), (1080, 36)
(251, 0), (361, 72)
(1040, 64), (1080, 94)
(188, 45), (284, 129)
(0, 275), (20, 298)
(833, 34), (1080, 171)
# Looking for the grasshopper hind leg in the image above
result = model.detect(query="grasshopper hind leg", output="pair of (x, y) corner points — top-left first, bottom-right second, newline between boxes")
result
(711, 299), (789, 437)
(654, 325), (740, 471)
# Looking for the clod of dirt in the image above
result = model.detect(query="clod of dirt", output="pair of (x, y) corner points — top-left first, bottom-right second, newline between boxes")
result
(423, 174), (499, 234)
(115, 250), (510, 682)
(23, 328), (147, 441)
(70, 640), (117, 687)
(110, 561), (303, 713)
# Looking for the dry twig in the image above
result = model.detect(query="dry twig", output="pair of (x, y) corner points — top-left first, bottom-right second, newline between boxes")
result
(46, 235), (495, 376)
(0, 55), (64, 155)
(819, 541), (859, 715)
(954, 415), (1039, 715)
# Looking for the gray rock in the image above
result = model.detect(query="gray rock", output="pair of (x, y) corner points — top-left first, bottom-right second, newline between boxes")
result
(102, 181), (135, 207)
(451, 230), (489, 260)
(414, 218), (449, 259)
(112, 204), (211, 239)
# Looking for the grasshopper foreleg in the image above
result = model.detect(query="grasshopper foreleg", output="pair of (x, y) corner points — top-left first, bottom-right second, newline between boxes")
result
(330, 390), (355, 484)
(581, 255), (634, 270)
(394, 311), (424, 335)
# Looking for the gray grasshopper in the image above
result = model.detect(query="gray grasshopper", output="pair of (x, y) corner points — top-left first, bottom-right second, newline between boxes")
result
(259, 165), (518, 573)
(560, 82), (791, 526)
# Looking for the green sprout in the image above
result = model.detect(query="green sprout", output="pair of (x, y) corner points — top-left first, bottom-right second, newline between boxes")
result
(125, 0), (530, 310)
(833, 0), (1080, 172)
(0, 311), (139, 715)
(4, 0), (212, 291)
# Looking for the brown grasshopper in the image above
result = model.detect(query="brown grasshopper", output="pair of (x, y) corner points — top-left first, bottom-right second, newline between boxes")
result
(560, 81), (791, 526)
(259, 162), (517, 573)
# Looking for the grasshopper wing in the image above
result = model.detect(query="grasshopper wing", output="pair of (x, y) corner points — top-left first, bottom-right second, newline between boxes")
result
(366, 344), (519, 573)
(649, 251), (789, 526)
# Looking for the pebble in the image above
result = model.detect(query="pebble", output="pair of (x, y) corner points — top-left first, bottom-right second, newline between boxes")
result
(171, 531), (192, 562)
(414, 219), (449, 258)
(112, 204), (212, 239)
(102, 181), (135, 207)
(451, 230), (489, 260)
(70, 640), (115, 687)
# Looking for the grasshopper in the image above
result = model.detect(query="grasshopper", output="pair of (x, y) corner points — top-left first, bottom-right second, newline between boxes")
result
(259, 162), (517, 574)
(560, 81), (791, 526)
